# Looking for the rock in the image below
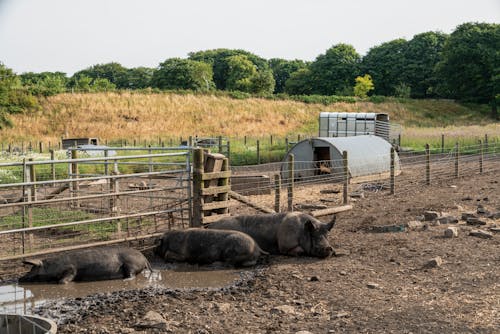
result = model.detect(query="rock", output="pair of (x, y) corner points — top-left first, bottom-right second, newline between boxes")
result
(272, 305), (297, 315)
(438, 216), (458, 225)
(135, 311), (168, 330)
(214, 302), (231, 312)
(444, 227), (458, 238)
(461, 212), (476, 221)
(424, 211), (440, 221)
(466, 217), (487, 226)
(406, 221), (424, 231)
(424, 257), (443, 268)
(339, 271), (347, 276)
(333, 311), (350, 318)
(487, 211), (500, 219)
(309, 275), (320, 282)
(350, 191), (364, 198)
(333, 249), (350, 257)
(371, 225), (406, 233)
(469, 230), (493, 239)
(366, 282), (380, 289)
(461, 196), (473, 201)
(295, 331), (314, 334)
(490, 227), (500, 233)
(477, 205), (488, 214)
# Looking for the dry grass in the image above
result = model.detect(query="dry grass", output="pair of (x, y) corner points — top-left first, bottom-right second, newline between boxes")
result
(1, 92), (498, 143)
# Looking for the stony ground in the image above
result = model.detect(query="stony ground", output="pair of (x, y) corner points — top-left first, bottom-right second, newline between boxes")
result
(41, 171), (499, 333)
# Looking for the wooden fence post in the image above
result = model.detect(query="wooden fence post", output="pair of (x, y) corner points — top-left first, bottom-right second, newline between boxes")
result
(71, 149), (79, 207)
(287, 154), (294, 211)
(274, 174), (281, 213)
(479, 139), (483, 174)
(39, 142), (43, 153)
(441, 134), (445, 153)
(484, 134), (488, 153)
(218, 136), (223, 154)
(285, 137), (289, 152)
(343, 151), (349, 204)
(27, 158), (36, 250)
(425, 143), (430, 185)
(257, 140), (260, 165)
(192, 148), (204, 227)
(454, 142), (459, 178)
(390, 147), (395, 195)
(50, 149), (55, 186)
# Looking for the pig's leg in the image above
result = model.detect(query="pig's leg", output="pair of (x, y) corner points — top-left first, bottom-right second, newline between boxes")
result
(58, 266), (76, 284)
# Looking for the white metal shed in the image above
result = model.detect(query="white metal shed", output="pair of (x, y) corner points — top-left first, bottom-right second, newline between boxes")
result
(281, 135), (400, 182)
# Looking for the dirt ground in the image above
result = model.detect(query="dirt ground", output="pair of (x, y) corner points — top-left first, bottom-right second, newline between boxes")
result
(43, 170), (499, 333)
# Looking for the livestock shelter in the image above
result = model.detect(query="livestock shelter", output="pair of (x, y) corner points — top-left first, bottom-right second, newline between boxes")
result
(281, 135), (401, 183)
(318, 112), (390, 142)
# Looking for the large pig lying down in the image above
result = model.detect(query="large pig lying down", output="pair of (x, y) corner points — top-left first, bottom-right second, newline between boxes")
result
(19, 247), (151, 284)
(208, 212), (336, 258)
(155, 228), (268, 267)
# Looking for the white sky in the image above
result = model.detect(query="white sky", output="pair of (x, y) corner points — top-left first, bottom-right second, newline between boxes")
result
(0, 0), (498, 75)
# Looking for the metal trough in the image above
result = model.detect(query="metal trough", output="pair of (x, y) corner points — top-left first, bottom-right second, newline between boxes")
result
(0, 314), (56, 334)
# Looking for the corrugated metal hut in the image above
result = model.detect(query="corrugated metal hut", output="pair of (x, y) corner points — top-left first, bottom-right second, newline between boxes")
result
(281, 135), (400, 182)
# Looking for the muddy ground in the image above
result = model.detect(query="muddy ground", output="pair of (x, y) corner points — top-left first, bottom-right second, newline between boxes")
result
(38, 171), (500, 333)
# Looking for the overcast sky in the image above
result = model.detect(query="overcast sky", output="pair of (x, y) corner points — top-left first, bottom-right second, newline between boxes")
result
(0, 0), (498, 75)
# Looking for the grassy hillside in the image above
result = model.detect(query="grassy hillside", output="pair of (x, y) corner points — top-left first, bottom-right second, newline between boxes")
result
(0, 92), (498, 145)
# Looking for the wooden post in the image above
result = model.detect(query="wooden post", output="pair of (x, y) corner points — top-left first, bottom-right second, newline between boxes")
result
(244, 136), (247, 146)
(274, 174), (281, 213)
(270, 135), (273, 146)
(218, 158), (230, 215)
(39, 142), (43, 153)
(285, 137), (289, 152)
(287, 154), (294, 211)
(441, 134), (444, 153)
(390, 147), (395, 195)
(479, 139), (483, 174)
(398, 134), (401, 148)
(343, 151), (349, 204)
(218, 136), (223, 154)
(27, 158), (36, 250)
(425, 143), (430, 185)
(227, 140), (230, 161)
(484, 134), (488, 153)
(454, 142), (459, 178)
(8, 143), (12, 154)
(192, 148), (204, 227)
(50, 149), (55, 186)
(257, 140), (260, 164)
(71, 149), (79, 207)
(133, 139), (136, 147)
(110, 159), (121, 236)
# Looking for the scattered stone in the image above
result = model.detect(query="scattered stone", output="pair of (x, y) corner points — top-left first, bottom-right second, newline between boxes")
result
(291, 274), (303, 280)
(444, 227), (458, 238)
(424, 211), (440, 221)
(293, 299), (306, 305)
(461, 196), (473, 201)
(477, 205), (488, 215)
(366, 282), (380, 289)
(214, 302), (231, 312)
(438, 216), (458, 225)
(295, 331), (314, 334)
(371, 225), (406, 233)
(333, 311), (350, 318)
(406, 221), (424, 231)
(320, 189), (340, 194)
(134, 311), (168, 330)
(490, 227), (500, 233)
(339, 271), (347, 276)
(466, 217), (487, 226)
(309, 275), (320, 282)
(487, 211), (500, 219)
(272, 305), (297, 315)
(424, 256), (443, 268)
(450, 185), (457, 188)
(469, 230), (493, 239)
(461, 212), (476, 221)
(350, 191), (364, 198)
(429, 220), (441, 227)
(454, 204), (464, 211)
(333, 249), (350, 257)
(415, 215), (425, 221)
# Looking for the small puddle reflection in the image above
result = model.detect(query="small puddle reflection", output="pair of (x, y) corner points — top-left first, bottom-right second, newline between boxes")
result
(0, 263), (244, 314)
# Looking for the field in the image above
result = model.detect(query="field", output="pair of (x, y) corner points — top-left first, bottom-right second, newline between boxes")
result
(29, 162), (498, 334)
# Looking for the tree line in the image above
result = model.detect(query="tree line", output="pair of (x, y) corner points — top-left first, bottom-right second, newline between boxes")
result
(0, 21), (498, 128)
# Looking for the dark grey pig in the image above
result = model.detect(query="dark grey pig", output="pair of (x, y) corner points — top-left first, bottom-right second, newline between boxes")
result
(155, 228), (268, 266)
(19, 247), (151, 284)
(208, 212), (336, 258)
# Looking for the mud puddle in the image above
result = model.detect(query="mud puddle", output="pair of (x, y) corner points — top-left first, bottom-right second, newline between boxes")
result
(0, 262), (245, 314)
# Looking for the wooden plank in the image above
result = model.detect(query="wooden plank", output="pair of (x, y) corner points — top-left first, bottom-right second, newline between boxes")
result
(202, 201), (229, 211)
(311, 205), (353, 217)
(201, 185), (231, 196)
(201, 170), (231, 181)
(229, 190), (275, 214)
(202, 213), (231, 224)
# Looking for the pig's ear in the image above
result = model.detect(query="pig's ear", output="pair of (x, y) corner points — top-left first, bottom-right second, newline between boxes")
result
(305, 220), (316, 232)
(326, 215), (336, 231)
(23, 259), (42, 267)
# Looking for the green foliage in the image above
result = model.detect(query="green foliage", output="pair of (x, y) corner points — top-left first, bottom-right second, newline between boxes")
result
(72, 75), (93, 92)
(284, 68), (314, 95)
(268, 58), (308, 93)
(125, 67), (154, 89)
(71, 62), (129, 88)
(394, 82), (412, 98)
(20, 71), (68, 96)
(436, 22), (500, 104)
(309, 43), (361, 95)
(403, 32), (448, 98)
(91, 78), (116, 92)
(362, 38), (408, 96)
(225, 55), (275, 94)
(151, 58), (215, 91)
(354, 74), (374, 98)
(189, 49), (270, 90)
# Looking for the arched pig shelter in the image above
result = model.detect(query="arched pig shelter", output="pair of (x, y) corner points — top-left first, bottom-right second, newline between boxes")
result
(281, 135), (401, 182)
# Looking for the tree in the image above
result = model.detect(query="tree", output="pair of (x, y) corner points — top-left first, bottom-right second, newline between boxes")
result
(91, 78), (116, 92)
(151, 58), (215, 91)
(284, 68), (314, 95)
(268, 58), (308, 93)
(403, 32), (448, 98)
(20, 72), (68, 96)
(189, 49), (269, 90)
(309, 44), (361, 95)
(71, 62), (129, 88)
(353, 74), (374, 98)
(436, 22), (500, 107)
(125, 67), (154, 89)
(361, 39), (408, 96)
